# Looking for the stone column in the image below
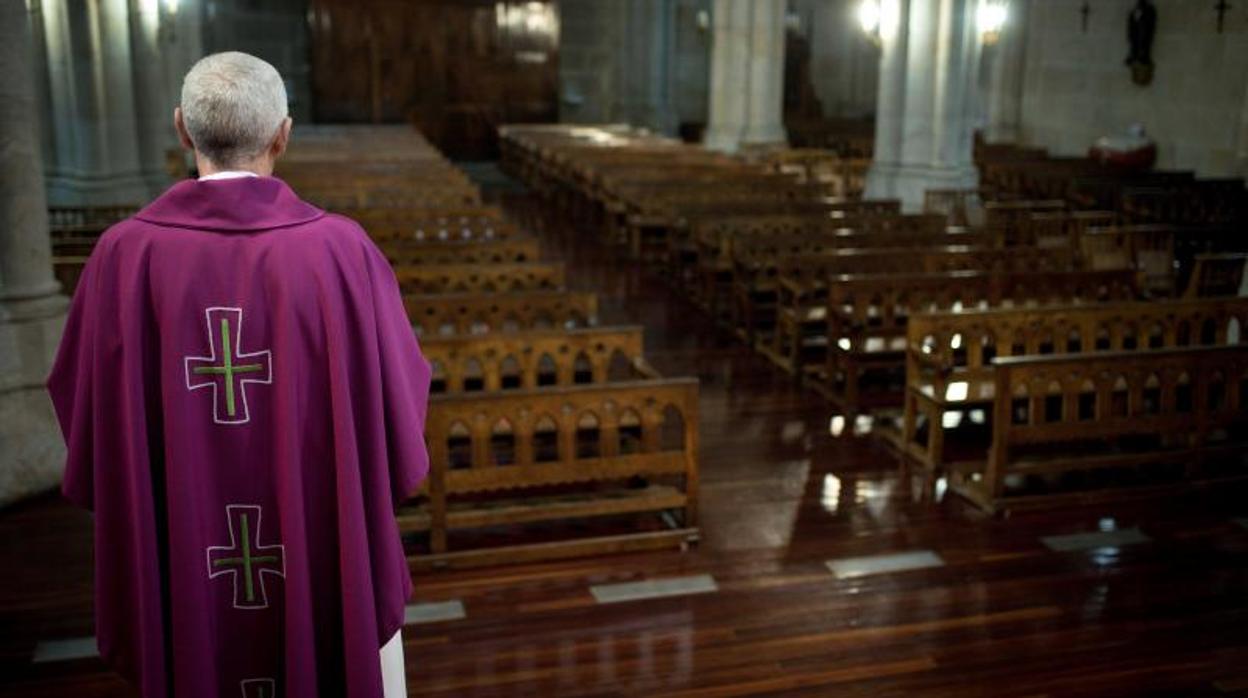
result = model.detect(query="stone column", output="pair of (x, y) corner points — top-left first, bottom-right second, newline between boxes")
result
(703, 0), (750, 151)
(983, 0), (1027, 143)
(0, 0), (69, 508)
(703, 0), (787, 152)
(739, 0), (786, 148)
(39, 0), (156, 205)
(618, 0), (679, 135)
(128, 0), (179, 188)
(865, 0), (982, 211)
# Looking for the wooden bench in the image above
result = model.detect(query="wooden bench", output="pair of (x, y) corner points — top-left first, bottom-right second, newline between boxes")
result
(684, 203), (906, 299)
(380, 238), (540, 266)
(398, 378), (700, 569)
(406, 290), (598, 336)
(762, 246), (1078, 374)
(923, 189), (983, 227)
(982, 200), (1066, 246)
(949, 345), (1248, 514)
(898, 298), (1248, 476)
(805, 268), (1142, 412)
(726, 228), (989, 339)
(1183, 253), (1248, 299)
(345, 207), (521, 243)
(420, 326), (654, 394)
(1078, 224), (1176, 295)
(394, 262), (565, 294)
(1020, 210), (1119, 249)
(1121, 178), (1248, 227)
(764, 149), (871, 198)
(301, 185), (482, 210)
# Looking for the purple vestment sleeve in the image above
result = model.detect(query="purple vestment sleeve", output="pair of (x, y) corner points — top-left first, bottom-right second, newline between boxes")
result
(363, 243), (431, 506)
(49, 248), (100, 510)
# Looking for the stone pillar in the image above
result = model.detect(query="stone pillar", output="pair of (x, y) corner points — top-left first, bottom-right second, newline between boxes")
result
(38, 0), (160, 205)
(703, 0), (787, 152)
(982, 0), (1027, 143)
(1236, 62), (1248, 178)
(618, 0), (679, 135)
(128, 0), (179, 186)
(703, 0), (750, 151)
(739, 0), (786, 148)
(797, 0), (878, 119)
(865, 0), (982, 211)
(0, 0), (69, 508)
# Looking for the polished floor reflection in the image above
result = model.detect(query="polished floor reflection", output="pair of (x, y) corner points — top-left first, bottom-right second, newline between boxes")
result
(3, 190), (1248, 696)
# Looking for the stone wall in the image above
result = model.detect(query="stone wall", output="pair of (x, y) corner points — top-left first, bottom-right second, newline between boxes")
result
(789, 0), (878, 119)
(558, 0), (627, 124)
(557, 0), (709, 135)
(202, 0), (313, 123)
(1018, 0), (1248, 177)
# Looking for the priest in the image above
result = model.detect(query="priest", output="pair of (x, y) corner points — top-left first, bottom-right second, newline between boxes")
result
(47, 52), (430, 698)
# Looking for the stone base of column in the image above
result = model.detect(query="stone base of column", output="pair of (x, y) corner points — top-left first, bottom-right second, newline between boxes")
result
(46, 169), (167, 207)
(865, 162), (979, 213)
(0, 298), (68, 509)
(983, 124), (1021, 144)
(740, 122), (788, 151)
(703, 123), (743, 153)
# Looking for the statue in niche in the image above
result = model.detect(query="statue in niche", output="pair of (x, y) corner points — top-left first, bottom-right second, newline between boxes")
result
(1125, 0), (1156, 86)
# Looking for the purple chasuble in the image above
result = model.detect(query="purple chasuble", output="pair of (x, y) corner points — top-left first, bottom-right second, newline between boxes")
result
(47, 176), (431, 698)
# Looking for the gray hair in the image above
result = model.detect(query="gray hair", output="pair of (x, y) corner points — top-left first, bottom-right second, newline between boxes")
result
(180, 52), (288, 167)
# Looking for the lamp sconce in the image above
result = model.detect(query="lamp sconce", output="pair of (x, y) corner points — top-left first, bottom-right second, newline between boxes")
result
(978, 0), (1007, 45)
(857, 0), (883, 46)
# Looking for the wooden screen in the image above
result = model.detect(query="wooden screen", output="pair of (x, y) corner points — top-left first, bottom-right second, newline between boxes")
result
(309, 0), (559, 159)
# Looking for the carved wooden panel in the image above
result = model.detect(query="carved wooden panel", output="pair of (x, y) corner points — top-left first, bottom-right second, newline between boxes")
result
(394, 261), (564, 294)
(309, 0), (559, 158)
(421, 326), (653, 394)
(404, 290), (598, 336)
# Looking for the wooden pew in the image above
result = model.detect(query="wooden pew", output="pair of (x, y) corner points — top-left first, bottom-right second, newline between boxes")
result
(899, 298), (1248, 476)
(420, 326), (653, 393)
(1079, 224), (1176, 296)
(923, 189), (983, 227)
(298, 179), (482, 209)
(982, 200), (1066, 246)
(726, 228), (989, 338)
(1121, 178), (1248, 227)
(381, 238), (540, 266)
(1021, 210), (1119, 250)
(763, 246), (1078, 375)
(1182, 253), (1248, 299)
(764, 149), (871, 198)
(398, 378), (700, 569)
(685, 203), (906, 303)
(807, 268), (1143, 412)
(343, 207), (521, 243)
(299, 124), (706, 571)
(950, 345), (1248, 514)
(394, 262), (565, 294)
(406, 290), (599, 336)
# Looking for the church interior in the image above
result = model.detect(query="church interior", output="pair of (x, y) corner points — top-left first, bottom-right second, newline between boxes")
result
(4, 0), (1248, 695)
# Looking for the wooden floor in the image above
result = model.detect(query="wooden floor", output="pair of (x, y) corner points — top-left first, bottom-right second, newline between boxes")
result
(4, 182), (1248, 697)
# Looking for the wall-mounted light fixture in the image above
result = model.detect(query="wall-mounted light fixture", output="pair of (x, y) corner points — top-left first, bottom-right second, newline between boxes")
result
(857, 0), (901, 46)
(857, 0), (883, 45)
(977, 0), (1007, 45)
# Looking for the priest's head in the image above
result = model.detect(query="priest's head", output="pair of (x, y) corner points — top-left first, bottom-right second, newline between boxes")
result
(174, 51), (292, 177)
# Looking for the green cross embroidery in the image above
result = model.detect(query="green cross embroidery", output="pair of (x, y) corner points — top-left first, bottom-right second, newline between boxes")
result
(185, 307), (272, 425)
(207, 505), (285, 609)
